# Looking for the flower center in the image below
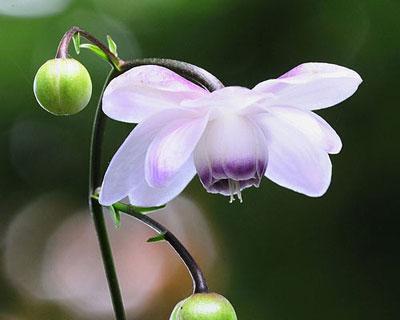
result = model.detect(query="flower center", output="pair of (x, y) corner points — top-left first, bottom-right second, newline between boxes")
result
(228, 179), (243, 203)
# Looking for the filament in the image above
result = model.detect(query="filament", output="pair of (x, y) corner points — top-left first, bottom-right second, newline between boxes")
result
(228, 179), (243, 203)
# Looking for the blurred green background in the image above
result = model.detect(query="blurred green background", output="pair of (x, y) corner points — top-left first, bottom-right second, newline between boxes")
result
(0, 0), (399, 319)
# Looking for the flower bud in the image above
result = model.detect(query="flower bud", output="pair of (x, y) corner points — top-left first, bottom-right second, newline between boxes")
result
(170, 293), (237, 320)
(33, 58), (92, 115)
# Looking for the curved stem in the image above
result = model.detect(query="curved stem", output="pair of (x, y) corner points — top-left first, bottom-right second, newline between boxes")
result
(61, 23), (226, 317)
(128, 212), (209, 294)
(121, 58), (224, 91)
(88, 58), (223, 318)
(55, 26), (124, 70)
(89, 70), (126, 320)
(93, 197), (209, 293)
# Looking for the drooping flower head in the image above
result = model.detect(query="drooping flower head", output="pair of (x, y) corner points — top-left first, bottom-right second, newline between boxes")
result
(99, 63), (362, 207)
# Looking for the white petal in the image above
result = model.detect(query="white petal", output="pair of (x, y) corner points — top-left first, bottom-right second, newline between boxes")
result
(99, 108), (195, 206)
(129, 157), (196, 207)
(103, 65), (207, 123)
(256, 114), (332, 197)
(182, 86), (265, 119)
(145, 112), (209, 188)
(253, 63), (362, 110)
(266, 106), (342, 154)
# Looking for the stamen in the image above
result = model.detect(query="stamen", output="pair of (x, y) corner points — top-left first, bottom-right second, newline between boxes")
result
(235, 181), (243, 203)
(228, 179), (235, 203)
(228, 179), (243, 203)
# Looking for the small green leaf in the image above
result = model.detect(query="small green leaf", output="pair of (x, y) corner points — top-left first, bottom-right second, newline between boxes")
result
(147, 231), (167, 243)
(80, 43), (108, 62)
(107, 35), (118, 56)
(132, 204), (166, 214)
(91, 190), (100, 200)
(72, 32), (80, 55)
(109, 205), (121, 228)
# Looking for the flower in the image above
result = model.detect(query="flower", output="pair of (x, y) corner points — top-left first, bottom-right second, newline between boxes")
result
(99, 63), (362, 206)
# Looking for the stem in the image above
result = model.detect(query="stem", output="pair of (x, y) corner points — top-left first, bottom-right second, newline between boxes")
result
(89, 71), (126, 320)
(88, 59), (222, 318)
(124, 210), (209, 294)
(92, 196), (209, 294)
(88, 58), (223, 319)
(55, 26), (124, 70)
(121, 58), (224, 91)
(55, 22), (226, 317)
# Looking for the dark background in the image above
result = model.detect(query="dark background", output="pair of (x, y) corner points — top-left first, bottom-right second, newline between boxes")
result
(0, 0), (399, 319)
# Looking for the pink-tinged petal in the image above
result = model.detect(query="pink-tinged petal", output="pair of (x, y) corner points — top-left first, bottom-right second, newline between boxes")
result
(103, 65), (208, 123)
(145, 112), (209, 188)
(99, 108), (195, 206)
(266, 106), (342, 154)
(129, 157), (196, 207)
(253, 63), (362, 110)
(255, 114), (332, 197)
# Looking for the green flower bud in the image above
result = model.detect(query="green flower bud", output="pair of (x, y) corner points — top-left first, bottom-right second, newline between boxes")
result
(33, 58), (92, 116)
(170, 297), (188, 320)
(170, 293), (237, 320)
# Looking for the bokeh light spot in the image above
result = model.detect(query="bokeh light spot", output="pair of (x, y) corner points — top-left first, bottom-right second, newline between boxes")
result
(0, 0), (72, 17)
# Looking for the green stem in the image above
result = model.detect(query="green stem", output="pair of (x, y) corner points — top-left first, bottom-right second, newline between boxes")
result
(89, 70), (126, 320)
(91, 195), (209, 294)
(89, 64), (223, 319)
(55, 26), (124, 70)
(57, 24), (225, 319)
(121, 58), (224, 91)
(88, 59), (222, 319)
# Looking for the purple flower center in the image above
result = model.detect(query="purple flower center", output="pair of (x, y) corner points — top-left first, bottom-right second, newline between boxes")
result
(197, 158), (267, 202)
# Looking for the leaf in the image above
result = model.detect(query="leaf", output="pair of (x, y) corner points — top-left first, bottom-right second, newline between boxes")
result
(72, 32), (80, 55)
(109, 205), (121, 228)
(147, 231), (167, 243)
(107, 35), (118, 56)
(80, 43), (108, 62)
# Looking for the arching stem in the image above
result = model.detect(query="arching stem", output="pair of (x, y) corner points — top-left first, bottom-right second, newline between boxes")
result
(92, 195), (209, 293)
(121, 59), (224, 91)
(89, 70), (126, 320)
(56, 25), (225, 320)
(55, 26), (124, 70)
(88, 59), (222, 317)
